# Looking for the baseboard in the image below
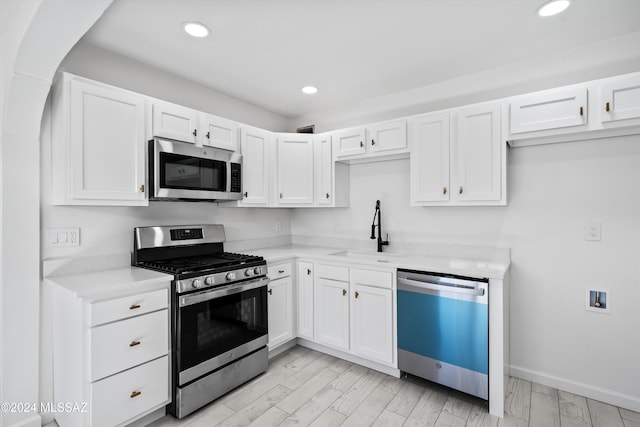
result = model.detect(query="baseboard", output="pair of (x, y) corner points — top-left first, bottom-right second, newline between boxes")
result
(297, 338), (400, 378)
(510, 365), (640, 413)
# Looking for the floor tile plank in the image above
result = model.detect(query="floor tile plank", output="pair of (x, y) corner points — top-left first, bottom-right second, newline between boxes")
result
(559, 389), (591, 426)
(221, 384), (292, 427)
(341, 387), (395, 426)
(247, 406), (289, 427)
(330, 369), (385, 416)
(588, 399), (625, 427)
(434, 411), (467, 427)
(279, 385), (342, 426)
(384, 380), (425, 417)
(371, 409), (407, 426)
(504, 377), (532, 422)
(467, 405), (500, 427)
(404, 387), (449, 427)
(621, 408), (640, 423)
(308, 408), (346, 427)
(529, 391), (560, 427)
(276, 368), (340, 414)
(281, 353), (336, 390)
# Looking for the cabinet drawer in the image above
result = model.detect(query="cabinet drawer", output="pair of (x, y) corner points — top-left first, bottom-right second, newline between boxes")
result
(91, 355), (169, 427)
(351, 269), (393, 289)
(90, 309), (168, 381)
(317, 264), (349, 282)
(89, 288), (168, 326)
(268, 262), (292, 279)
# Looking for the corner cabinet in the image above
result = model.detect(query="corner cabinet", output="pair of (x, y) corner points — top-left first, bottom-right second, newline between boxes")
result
(51, 73), (147, 206)
(276, 134), (315, 206)
(410, 102), (506, 206)
(267, 261), (295, 350)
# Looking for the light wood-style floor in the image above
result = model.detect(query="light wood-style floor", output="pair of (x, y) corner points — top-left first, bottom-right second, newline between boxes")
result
(144, 346), (640, 427)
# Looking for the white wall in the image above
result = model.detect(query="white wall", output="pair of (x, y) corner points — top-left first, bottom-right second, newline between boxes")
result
(292, 126), (640, 411)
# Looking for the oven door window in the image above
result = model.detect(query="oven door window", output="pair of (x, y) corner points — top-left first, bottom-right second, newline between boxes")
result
(160, 152), (226, 191)
(178, 285), (267, 373)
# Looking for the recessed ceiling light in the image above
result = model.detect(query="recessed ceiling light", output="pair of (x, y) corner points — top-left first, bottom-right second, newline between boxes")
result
(183, 22), (210, 38)
(302, 86), (318, 95)
(537, 0), (572, 17)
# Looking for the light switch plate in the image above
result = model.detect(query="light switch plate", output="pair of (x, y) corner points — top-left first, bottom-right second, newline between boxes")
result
(47, 228), (80, 247)
(585, 223), (601, 241)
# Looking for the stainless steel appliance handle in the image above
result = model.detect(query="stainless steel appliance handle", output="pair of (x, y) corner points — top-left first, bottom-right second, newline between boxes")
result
(179, 277), (270, 307)
(397, 277), (485, 296)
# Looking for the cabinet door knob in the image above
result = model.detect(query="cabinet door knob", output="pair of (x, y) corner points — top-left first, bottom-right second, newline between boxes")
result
(139, 185), (145, 193)
(129, 304), (141, 310)
(325, 193), (330, 199)
(354, 291), (359, 299)
(243, 192), (248, 198)
(268, 289), (273, 295)
(279, 192), (283, 199)
(443, 187), (447, 195)
(360, 141), (364, 148)
(371, 139), (375, 146)
(206, 131), (211, 139)
(459, 186), (463, 194)
(307, 268), (311, 275)
(342, 289), (347, 296)
(579, 106), (584, 116)
(129, 340), (141, 347)
(192, 129), (198, 137)
(605, 102), (610, 112)
(130, 391), (141, 399)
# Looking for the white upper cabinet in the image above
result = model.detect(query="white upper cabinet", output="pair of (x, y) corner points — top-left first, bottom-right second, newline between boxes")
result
(276, 134), (314, 206)
(152, 101), (199, 144)
(410, 112), (450, 203)
(334, 119), (408, 162)
(52, 73), (147, 206)
(200, 113), (239, 151)
(367, 119), (408, 153)
(600, 74), (640, 123)
(410, 103), (505, 206)
(509, 86), (588, 135)
(454, 103), (502, 202)
(240, 126), (272, 206)
(315, 133), (333, 206)
(334, 127), (366, 157)
(152, 101), (239, 151)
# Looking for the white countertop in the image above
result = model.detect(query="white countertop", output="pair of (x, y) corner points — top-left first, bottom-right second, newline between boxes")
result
(45, 266), (173, 299)
(250, 245), (510, 280)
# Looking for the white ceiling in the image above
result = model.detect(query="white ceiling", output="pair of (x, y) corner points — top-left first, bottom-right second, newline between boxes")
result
(81, 0), (640, 119)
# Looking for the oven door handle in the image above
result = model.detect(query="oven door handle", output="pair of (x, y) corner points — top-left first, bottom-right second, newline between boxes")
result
(179, 277), (270, 307)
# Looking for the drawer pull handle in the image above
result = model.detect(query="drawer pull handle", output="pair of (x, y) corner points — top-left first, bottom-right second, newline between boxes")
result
(307, 268), (311, 275)
(139, 184), (145, 193)
(359, 141), (364, 148)
(371, 139), (375, 146)
(129, 304), (141, 310)
(268, 289), (273, 295)
(325, 193), (330, 199)
(605, 102), (610, 112)
(206, 131), (211, 139)
(129, 340), (141, 347)
(278, 269), (285, 273)
(459, 186), (463, 194)
(243, 191), (248, 198)
(579, 106), (584, 116)
(443, 186), (447, 195)
(192, 129), (198, 137)
(130, 391), (141, 398)
(342, 289), (347, 296)
(354, 291), (359, 299)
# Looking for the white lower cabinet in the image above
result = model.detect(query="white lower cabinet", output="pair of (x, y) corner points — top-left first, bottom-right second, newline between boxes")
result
(52, 286), (170, 427)
(315, 276), (350, 351)
(267, 261), (295, 349)
(350, 269), (394, 365)
(296, 261), (396, 370)
(297, 261), (315, 340)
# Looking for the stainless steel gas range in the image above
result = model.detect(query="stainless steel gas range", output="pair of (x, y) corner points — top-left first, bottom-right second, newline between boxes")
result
(132, 224), (269, 418)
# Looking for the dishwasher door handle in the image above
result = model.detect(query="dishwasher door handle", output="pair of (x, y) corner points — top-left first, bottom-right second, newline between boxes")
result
(398, 277), (485, 296)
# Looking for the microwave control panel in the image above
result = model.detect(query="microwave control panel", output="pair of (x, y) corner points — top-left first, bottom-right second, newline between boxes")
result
(230, 163), (242, 193)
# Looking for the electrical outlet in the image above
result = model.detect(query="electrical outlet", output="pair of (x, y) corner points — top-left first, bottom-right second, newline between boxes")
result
(586, 288), (610, 313)
(585, 223), (601, 241)
(47, 228), (80, 247)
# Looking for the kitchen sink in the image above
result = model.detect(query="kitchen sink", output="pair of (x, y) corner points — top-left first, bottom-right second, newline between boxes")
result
(329, 250), (402, 264)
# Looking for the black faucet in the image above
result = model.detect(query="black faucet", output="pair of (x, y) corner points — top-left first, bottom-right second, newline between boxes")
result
(370, 200), (389, 252)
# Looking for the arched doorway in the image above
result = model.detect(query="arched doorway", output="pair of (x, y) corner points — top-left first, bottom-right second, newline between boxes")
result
(1, 1), (112, 426)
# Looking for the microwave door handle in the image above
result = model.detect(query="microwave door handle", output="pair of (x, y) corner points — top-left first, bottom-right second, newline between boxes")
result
(179, 277), (270, 307)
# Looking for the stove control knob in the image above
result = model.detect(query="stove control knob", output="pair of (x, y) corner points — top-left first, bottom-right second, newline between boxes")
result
(253, 267), (262, 275)
(245, 269), (254, 277)
(226, 272), (236, 281)
(204, 276), (215, 286)
(191, 279), (202, 289)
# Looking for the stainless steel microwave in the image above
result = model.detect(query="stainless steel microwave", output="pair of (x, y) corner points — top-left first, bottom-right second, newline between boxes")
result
(149, 138), (242, 201)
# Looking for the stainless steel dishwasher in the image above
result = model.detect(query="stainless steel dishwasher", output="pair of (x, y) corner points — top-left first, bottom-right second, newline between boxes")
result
(397, 269), (489, 400)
